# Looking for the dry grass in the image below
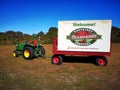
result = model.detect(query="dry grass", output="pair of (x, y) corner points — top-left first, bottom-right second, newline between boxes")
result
(0, 44), (120, 90)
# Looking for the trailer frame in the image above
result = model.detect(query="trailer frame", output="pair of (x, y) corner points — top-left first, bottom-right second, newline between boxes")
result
(51, 37), (111, 66)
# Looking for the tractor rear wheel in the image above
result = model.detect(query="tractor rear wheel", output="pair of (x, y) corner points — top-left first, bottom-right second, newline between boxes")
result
(13, 50), (19, 57)
(39, 46), (45, 56)
(23, 47), (34, 60)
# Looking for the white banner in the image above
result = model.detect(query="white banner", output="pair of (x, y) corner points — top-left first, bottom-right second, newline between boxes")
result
(58, 20), (112, 52)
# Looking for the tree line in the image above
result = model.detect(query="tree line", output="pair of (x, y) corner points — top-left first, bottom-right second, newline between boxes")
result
(0, 27), (57, 45)
(0, 26), (120, 45)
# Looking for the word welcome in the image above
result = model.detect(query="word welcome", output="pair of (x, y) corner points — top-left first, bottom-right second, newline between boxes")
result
(73, 22), (96, 26)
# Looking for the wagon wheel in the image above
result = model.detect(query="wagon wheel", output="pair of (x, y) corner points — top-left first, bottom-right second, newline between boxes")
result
(51, 55), (63, 65)
(96, 56), (108, 66)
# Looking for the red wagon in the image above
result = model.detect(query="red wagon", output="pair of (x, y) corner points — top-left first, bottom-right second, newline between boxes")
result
(51, 37), (111, 66)
(51, 20), (112, 66)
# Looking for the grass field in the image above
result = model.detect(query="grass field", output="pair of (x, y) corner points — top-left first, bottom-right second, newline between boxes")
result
(0, 44), (120, 90)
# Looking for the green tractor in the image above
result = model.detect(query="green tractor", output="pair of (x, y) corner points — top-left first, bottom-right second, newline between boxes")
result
(13, 34), (45, 60)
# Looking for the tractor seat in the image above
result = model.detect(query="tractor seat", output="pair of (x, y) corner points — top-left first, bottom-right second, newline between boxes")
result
(33, 40), (37, 45)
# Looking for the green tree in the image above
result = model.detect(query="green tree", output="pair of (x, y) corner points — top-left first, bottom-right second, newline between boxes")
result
(111, 26), (120, 42)
(45, 27), (58, 44)
(38, 31), (45, 36)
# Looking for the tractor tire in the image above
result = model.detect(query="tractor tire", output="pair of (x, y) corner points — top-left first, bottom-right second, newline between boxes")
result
(23, 47), (34, 60)
(51, 55), (63, 65)
(39, 46), (45, 56)
(13, 50), (19, 57)
(96, 56), (108, 66)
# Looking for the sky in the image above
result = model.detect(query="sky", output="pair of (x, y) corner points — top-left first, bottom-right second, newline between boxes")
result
(0, 0), (120, 34)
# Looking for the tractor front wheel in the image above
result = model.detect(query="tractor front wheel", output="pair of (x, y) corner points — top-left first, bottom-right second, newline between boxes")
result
(23, 47), (34, 60)
(13, 50), (19, 57)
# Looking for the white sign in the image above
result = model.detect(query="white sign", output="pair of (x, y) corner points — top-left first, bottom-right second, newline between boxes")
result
(58, 20), (112, 52)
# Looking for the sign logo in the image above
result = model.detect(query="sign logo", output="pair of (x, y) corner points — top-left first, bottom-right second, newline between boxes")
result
(67, 28), (102, 46)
